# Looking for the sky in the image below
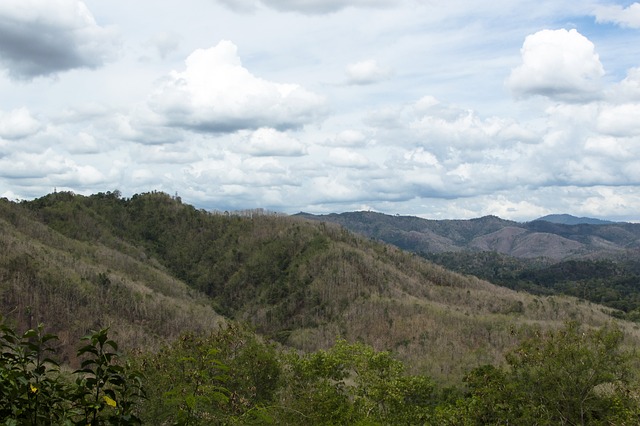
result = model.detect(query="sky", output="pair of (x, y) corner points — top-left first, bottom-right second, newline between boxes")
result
(1, 1), (640, 221)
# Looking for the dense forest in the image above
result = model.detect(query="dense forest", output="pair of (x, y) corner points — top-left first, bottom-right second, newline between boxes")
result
(2, 191), (640, 424)
(425, 251), (640, 321)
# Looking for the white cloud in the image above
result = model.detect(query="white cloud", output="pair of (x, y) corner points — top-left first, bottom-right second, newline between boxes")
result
(409, 101), (533, 155)
(481, 195), (549, 220)
(3, 0), (640, 222)
(56, 164), (105, 186)
(611, 67), (640, 101)
(581, 187), (640, 218)
(593, 2), (640, 29)
(0, 0), (118, 79)
(584, 136), (631, 160)
(0, 108), (42, 140)
(345, 59), (391, 85)
(241, 127), (307, 156)
(133, 144), (199, 165)
(328, 147), (370, 168)
(403, 147), (440, 167)
(149, 40), (326, 133)
(507, 29), (604, 102)
(215, 0), (398, 14)
(66, 132), (101, 154)
(597, 103), (640, 137)
(0, 149), (103, 186)
(109, 113), (184, 145)
(323, 129), (368, 147)
(311, 175), (360, 202)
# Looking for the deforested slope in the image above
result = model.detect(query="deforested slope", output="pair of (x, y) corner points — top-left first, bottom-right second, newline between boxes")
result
(0, 196), (223, 363)
(3, 191), (639, 384)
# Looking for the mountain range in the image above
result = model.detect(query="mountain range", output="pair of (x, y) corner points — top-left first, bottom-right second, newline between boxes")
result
(296, 211), (640, 260)
(2, 192), (640, 385)
(534, 214), (617, 225)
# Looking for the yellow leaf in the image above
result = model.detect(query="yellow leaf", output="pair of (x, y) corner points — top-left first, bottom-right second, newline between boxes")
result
(30, 384), (38, 393)
(103, 395), (117, 407)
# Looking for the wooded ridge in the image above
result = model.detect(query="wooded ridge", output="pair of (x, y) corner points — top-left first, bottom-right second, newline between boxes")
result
(2, 191), (638, 384)
(3, 191), (640, 423)
(297, 210), (640, 322)
(296, 210), (640, 260)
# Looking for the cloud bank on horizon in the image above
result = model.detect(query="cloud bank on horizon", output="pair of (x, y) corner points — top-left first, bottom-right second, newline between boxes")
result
(1, 0), (640, 221)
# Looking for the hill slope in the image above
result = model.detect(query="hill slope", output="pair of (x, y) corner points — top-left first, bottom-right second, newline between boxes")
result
(297, 211), (640, 260)
(2, 192), (639, 383)
(0, 195), (223, 363)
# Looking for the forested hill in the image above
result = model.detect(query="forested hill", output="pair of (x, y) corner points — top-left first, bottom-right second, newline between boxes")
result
(297, 211), (640, 323)
(1, 191), (638, 383)
(534, 213), (616, 225)
(297, 211), (640, 260)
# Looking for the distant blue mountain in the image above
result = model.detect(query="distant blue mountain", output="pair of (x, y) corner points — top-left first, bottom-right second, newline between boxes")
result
(533, 214), (615, 225)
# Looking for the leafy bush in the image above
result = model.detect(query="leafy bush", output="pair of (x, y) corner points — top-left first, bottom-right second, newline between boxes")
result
(136, 324), (280, 425)
(0, 318), (144, 425)
(279, 339), (436, 425)
(438, 322), (640, 425)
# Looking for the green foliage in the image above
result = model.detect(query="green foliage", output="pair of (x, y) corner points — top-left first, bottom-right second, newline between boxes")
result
(74, 328), (145, 425)
(0, 318), (144, 425)
(138, 331), (438, 425)
(136, 324), (280, 425)
(279, 339), (435, 425)
(445, 322), (639, 425)
(3, 316), (640, 425)
(0, 321), (69, 424)
(427, 251), (640, 321)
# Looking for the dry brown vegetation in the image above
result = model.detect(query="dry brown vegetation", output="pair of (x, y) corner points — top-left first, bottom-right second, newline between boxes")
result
(0, 198), (223, 364)
(1, 192), (639, 385)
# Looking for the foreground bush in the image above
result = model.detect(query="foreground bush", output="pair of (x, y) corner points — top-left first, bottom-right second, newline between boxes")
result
(3, 316), (638, 425)
(436, 322), (640, 425)
(0, 318), (144, 425)
(135, 324), (281, 425)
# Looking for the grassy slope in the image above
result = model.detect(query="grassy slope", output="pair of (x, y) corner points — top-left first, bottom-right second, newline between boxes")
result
(2, 192), (639, 384)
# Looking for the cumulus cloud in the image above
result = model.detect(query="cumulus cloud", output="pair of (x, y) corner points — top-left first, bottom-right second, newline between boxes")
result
(584, 136), (631, 160)
(0, 0), (118, 79)
(611, 67), (640, 101)
(0, 108), (42, 140)
(597, 103), (640, 137)
(310, 175), (361, 202)
(66, 132), (101, 154)
(0, 149), (103, 185)
(507, 29), (604, 102)
(106, 112), (185, 145)
(328, 148), (370, 168)
(240, 127), (307, 156)
(149, 40), (326, 133)
(581, 187), (640, 219)
(593, 2), (640, 28)
(215, 0), (397, 14)
(133, 144), (200, 165)
(345, 59), (392, 85)
(409, 99), (536, 155)
(403, 147), (440, 167)
(323, 130), (369, 147)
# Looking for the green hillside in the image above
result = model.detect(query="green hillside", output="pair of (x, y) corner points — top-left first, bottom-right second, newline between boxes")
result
(1, 191), (639, 385)
(0, 194), (223, 364)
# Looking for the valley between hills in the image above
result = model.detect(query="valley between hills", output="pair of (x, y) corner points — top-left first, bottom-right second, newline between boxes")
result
(2, 190), (640, 423)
